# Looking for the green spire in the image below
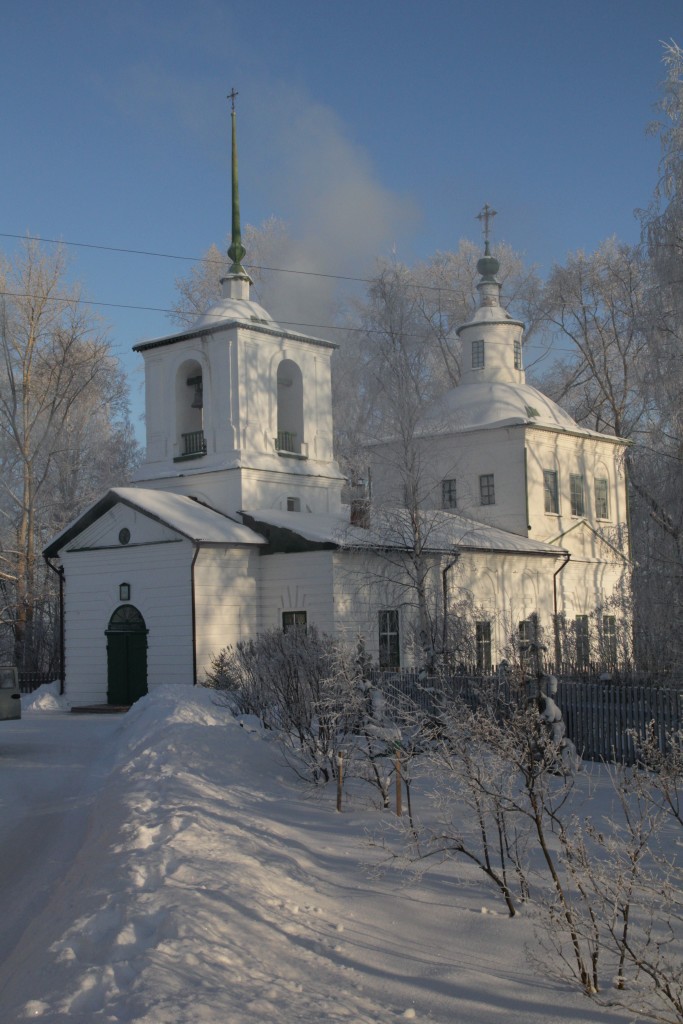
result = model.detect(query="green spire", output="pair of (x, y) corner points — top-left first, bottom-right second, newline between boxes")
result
(227, 89), (247, 275)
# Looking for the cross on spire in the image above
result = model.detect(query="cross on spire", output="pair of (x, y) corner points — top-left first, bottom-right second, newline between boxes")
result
(476, 203), (497, 254)
(228, 87), (238, 112)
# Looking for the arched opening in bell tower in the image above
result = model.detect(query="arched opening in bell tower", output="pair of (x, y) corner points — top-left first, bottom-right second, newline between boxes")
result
(175, 359), (206, 460)
(275, 359), (304, 456)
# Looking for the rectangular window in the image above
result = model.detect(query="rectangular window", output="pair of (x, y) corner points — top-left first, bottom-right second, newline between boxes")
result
(282, 611), (307, 632)
(595, 478), (609, 520)
(378, 610), (400, 669)
(442, 478), (457, 509)
(575, 615), (590, 668)
(543, 470), (559, 514)
(602, 615), (617, 665)
(514, 338), (522, 370)
(570, 474), (585, 516)
(472, 339), (485, 369)
(520, 618), (536, 667)
(286, 496), (301, 512)
(475, 621), (492, 673)
(480, 473), (495, 506)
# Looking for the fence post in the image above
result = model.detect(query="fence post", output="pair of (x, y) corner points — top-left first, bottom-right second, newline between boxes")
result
(395, 750), (402, 817)
(336, 752), (343, 813)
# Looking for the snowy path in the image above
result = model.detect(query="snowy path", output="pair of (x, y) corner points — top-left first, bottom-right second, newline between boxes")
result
(0, 713), (123, 973)
(0, 688), (631, 1024)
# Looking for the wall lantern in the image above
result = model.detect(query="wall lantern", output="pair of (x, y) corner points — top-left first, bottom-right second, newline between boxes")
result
(119, 583), (131, 602)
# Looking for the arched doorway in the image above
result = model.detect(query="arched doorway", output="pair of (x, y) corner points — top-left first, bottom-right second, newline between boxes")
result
(105, 605), (148, 706)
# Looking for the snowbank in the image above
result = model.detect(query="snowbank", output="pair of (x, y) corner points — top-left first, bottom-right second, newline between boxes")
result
(0, 685), (631, 1024)
(21, 679), (70, 712)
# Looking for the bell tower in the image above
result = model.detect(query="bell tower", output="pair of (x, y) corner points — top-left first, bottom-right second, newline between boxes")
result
(132, 93), (345, 517)
(456, 204), (525, 387)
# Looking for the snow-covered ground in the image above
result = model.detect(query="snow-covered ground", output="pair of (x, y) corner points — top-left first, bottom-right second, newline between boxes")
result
(0, 684), (633, 1024)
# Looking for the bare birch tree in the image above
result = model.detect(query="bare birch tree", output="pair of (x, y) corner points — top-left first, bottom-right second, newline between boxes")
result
(0, 239), (139, 671)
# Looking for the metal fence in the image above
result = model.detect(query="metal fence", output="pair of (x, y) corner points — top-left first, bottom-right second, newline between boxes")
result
(558, 681), (681, 763)
(370, 669), (682, 765)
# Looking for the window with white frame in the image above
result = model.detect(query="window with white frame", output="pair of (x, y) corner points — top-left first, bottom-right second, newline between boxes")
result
(514, 338), (522, 370)
(602, 614), (617, 664)
(378, 610), (400, 669)
(595, 477), (609, 520)
(475, 621), (492, 672)
(472, 339), (485, 369)
(286, 496), (301, 512)
(518, 616), (541, 670)
(480, 473), (495, 505)
(543, 469), (559, 514)
(442, 478), (457, 509)
(282, 610), (307, 632)
(570, 474), (585, 516)
(575, 614), (590, 667)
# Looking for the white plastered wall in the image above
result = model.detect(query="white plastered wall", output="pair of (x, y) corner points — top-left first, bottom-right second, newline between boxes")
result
(193, 546), (261, 681)
(256, 550), (336, 635)
(60, 504), (194, 705)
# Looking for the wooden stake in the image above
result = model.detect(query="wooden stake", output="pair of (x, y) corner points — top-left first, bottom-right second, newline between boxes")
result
(395, 752), (402, 816)
(336, 751), (343, 812)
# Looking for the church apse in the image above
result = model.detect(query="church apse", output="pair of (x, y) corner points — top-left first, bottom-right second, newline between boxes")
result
(275, 359), (306, 457)
(174, 359), (206, 461)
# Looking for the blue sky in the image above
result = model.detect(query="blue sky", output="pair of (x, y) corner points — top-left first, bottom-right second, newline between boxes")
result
(1, 0), (681, 428)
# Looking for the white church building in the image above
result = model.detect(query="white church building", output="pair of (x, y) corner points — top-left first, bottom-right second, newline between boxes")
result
(44, 114), (631, 707)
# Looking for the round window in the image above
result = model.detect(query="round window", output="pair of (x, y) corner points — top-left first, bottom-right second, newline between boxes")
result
(118, 528), (131, 545)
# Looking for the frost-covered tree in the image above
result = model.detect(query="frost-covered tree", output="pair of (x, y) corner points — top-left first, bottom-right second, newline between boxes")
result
(0, 239), (140, 671)
(169, 218), (294, 328)
(533, 43), (683, 673)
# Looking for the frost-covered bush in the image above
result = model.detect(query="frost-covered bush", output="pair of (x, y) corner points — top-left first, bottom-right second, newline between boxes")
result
(207, 628), (365, 783)
(207, 631), (415, 800)
(385, 685), (683, 1017)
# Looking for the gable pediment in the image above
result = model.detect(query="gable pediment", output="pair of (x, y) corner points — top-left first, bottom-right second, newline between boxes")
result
(44, 487), (266, 558)
(546, 519), (628, 563)
(66, 502), (182, 552)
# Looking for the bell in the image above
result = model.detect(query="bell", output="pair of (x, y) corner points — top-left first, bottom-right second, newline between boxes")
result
(191, 380), (203, 409)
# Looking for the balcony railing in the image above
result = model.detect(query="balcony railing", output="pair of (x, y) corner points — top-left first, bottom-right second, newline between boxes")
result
(174, 430), (207, 461)
(274, 432), (308, 458)
(274, 430), (303, 455)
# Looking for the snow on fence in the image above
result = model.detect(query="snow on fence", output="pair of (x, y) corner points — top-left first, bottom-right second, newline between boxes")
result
(370, 670), (682, 765)
(18, 672), (54, 693)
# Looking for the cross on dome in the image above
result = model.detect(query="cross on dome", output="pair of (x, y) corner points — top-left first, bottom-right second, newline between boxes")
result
(476, 203), (497, 254)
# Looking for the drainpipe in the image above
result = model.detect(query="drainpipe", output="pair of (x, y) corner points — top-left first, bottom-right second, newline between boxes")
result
(441, 554), (460, 662)
(553, 552), (571, 670)
(191, 544), (201, 685)
(523, 447), (531, 534)
(624, 456), (633, 563)
(44, 555), (65, 695)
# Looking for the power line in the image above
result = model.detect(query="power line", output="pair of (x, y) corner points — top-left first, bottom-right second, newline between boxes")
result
(0, 231), (376, 287)
(0, 288), (597, 356)
(0, 289), (418, 338)
(0, 230), (524, 295)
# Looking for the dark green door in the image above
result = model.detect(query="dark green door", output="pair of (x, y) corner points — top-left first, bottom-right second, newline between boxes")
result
(106, 605), (148, 706)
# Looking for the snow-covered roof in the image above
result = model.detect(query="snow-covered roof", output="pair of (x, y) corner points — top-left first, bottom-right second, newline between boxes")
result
(242, 508), (566, 557)
(44, 488), (266, 556)
(456, 302), (524, 331)
(418, 380), (623, 439)
(192, 294), (274, 329)
(134, 294), (336, 352)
